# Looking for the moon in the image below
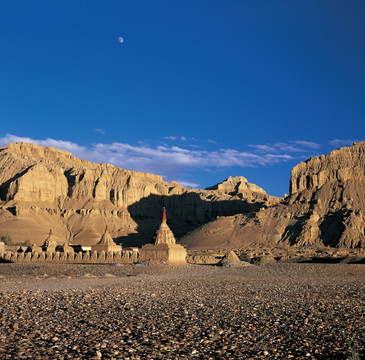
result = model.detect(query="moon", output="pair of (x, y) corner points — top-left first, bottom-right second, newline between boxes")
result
(118, 36), (124, 44)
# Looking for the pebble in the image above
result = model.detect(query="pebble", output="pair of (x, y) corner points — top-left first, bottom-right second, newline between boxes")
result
(0, 263), (363, 359)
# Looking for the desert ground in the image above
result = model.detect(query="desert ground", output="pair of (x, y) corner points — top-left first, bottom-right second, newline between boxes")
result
(0, 263), (364, 360)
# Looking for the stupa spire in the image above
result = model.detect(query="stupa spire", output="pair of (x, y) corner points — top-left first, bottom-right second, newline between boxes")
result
(42, 228), (57, 251)
(90, 224), (122, 252)
(139, 206), (186, 264)
(162, 207), (167, 223)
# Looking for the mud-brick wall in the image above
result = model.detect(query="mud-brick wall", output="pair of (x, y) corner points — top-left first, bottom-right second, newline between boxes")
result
(0, 250), (139, 264)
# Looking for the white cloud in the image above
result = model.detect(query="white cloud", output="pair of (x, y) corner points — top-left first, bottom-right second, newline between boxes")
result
(94, 128), (106, 134)
(173, 180), (199, 188)
(293, 140), (320, 149)
(0, 134), (299, 183)
(329, 139), (361, 147)
(249, 140), (321, 154)
(248, 144), (276, 153)
(163, 136), (187, 141)
(0, 134), (86, 154)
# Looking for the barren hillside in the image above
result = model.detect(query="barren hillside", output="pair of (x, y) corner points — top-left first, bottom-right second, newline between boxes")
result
(0, 142), (277, 246)
(180, 142), (365, 249)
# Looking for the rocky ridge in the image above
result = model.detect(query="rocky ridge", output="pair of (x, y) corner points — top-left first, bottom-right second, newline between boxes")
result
(206, 176), (267, 196)
(181, 142), (365, 249)
(0, 142), (277, 245)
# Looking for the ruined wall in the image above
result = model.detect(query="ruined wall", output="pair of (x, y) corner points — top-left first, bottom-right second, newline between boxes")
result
(0, 250), (139, 264)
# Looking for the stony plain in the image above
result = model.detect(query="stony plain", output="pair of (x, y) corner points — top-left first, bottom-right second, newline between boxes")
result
(1, 142), (365, 359)
(0, 262), (364, 359)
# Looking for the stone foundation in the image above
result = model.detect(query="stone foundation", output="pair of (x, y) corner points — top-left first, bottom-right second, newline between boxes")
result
(139, 243), (187, 264)
(90, 244), (122, 253)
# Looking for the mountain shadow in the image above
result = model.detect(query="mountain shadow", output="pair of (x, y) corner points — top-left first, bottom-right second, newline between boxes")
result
(319, 211), (345, 247)
(117, 192), (266, 247)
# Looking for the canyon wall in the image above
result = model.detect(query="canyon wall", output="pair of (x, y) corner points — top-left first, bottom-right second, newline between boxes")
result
(0, 142), (277, 246)
(290, 142), (365, 194)
(181, 143), (365, 249)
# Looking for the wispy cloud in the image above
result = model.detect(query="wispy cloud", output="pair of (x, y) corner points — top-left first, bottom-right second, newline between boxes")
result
(163, 136), (187, 141)
(94, 128), (106, 134)
(329, 139), (363, 147)
(2, 134), (362, 191)
(91, 142), (293, 174)
(249, 140), (321, 154)
(0, 134), (86, 153)
(294, 140), (320, 149)
(173, 180), (199, 188)
(0, 133), (296, 176)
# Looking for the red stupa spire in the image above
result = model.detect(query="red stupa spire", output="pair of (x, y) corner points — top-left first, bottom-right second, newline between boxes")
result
(49, 229), (52, 236)
(162, 207), (167, 223)
(105, 225), (109, 232)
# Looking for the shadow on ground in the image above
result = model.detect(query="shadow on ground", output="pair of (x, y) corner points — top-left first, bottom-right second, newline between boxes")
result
(116, 192), (265, 247)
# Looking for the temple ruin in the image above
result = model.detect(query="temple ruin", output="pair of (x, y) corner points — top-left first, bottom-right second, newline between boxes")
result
(91, 226), (122, 253)
(42, 229), (58, 252)
(139, 207), (187, 264)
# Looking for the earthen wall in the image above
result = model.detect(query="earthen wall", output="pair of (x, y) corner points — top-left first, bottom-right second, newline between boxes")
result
(0, 250), (139, 264)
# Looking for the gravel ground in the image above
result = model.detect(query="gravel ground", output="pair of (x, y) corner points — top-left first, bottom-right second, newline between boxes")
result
(0, 263), (364, 359)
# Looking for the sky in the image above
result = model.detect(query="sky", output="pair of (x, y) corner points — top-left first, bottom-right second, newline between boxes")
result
(1, 1), (364, 196)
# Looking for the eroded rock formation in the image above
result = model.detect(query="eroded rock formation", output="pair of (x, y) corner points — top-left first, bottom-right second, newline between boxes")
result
(181, 142), (365, 249)
(290, 142), (365, 194)
(0, 142), (276, 245)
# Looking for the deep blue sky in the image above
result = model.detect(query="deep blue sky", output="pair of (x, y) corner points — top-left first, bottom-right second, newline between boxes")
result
(1, 1), (364, 196)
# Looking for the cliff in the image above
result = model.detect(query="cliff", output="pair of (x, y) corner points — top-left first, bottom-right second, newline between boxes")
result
(0, 142), (278, 246)
(290, 142), (365, 194)
(180, 142), (365, 249)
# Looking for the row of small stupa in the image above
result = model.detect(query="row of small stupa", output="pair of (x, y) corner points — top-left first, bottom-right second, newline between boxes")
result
(38, 208), (187, 264)
(38, 226), (121, 253)
(27, 229), (74, 254)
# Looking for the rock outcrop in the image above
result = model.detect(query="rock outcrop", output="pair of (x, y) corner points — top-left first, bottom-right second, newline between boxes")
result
(0, 142), (277, 245)
(290, 142), (365, 194)
(206, 176), (268, 198)
(218, 250), (251, 267)
(181, 142), (365, 250)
